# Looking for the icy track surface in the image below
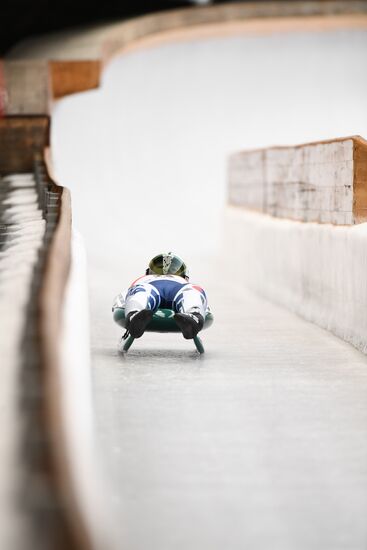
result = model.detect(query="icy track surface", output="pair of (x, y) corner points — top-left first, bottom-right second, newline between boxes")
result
(52, 31), (367, 549)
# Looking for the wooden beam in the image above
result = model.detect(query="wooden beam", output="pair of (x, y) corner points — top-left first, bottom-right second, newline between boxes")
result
(0, 116), (49, 174)
(2, 60), (49, 115)
(228, 136), (367, 225)
(50, 60), (101, 99)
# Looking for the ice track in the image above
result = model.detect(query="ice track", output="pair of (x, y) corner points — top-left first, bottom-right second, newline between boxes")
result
(52, 32), (367, 549)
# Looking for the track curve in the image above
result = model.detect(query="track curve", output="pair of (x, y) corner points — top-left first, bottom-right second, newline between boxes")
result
(52, 31), (367, 549)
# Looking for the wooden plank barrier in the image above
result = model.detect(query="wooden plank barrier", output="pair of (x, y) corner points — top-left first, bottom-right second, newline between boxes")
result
(101, 1), (367, 62)
(0, 60), (6, 116)
(228, 136), (367, 225)
(2, 60), (49, 114)
(0, 116), (49, 173)
(0, 60), (100, 172)
(39, 179), (93, 550)
(50, 60), (101, 99)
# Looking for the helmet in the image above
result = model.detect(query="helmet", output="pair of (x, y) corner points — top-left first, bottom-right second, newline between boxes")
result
(147, 252), (188, 279)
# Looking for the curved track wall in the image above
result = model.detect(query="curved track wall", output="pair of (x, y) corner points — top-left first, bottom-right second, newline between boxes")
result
(229, 136), (367, 224)
(1, 2), (367, 548)
(226, 135), (367, 353)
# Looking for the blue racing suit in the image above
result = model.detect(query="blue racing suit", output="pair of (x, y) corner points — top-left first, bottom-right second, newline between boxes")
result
(113, 274), (209, 318)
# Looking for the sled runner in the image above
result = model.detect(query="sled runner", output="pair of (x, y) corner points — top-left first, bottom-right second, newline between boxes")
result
(113, 307), (213, 354)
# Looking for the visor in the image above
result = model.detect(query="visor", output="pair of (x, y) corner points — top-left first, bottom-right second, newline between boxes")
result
(149, 253), (187, 277)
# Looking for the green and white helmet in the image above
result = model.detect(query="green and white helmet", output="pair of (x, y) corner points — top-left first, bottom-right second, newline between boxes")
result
(148, 252), (188, 279)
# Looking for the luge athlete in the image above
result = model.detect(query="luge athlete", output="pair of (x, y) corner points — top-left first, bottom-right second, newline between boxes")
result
(113, 252), (210, 339)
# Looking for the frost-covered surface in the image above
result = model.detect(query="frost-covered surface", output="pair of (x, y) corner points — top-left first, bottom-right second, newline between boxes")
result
(60, 231), (112, 549)
(52, 30), (367, 264)
(51, 30), (367, 550)
(225, 206), (367, 354)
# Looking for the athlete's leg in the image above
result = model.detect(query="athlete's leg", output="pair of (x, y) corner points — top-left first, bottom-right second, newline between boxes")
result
(125, 283), (161, 338)
(173, 284), (207, 317)
(173, 284), (207, 339)
(125, 283), (161, 316)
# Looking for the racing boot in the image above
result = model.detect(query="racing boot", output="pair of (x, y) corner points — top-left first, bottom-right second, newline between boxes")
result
(126, 309), (153, 338)
(174, 311), (204, 340)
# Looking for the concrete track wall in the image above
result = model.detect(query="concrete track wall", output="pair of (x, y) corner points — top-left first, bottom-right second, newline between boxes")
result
(225, 207), (367, 353)
(227, 135), (367, 352)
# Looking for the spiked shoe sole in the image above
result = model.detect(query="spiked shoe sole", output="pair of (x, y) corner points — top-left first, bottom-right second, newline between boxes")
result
(127, 309), (153, 338)
(174, 312), (203, 340)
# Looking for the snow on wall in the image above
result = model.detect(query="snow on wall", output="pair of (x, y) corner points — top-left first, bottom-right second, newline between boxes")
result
(61, 230), (112, 549)
(224, 206), (367, 354)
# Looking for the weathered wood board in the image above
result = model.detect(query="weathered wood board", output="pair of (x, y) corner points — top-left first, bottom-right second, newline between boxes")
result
(228, 136), (367, 225)
(0, 60), (100, 172)
(0, 116), (50, 174)
(50, 60), (101, 99)
(2, 60), (49, 115)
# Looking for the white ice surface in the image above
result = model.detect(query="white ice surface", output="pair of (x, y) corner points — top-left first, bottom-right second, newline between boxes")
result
(61, 231), (112, 550)
(52, 30), (367, 266)
(51, 31), (367, 549)
(225, 207), (367, 354)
